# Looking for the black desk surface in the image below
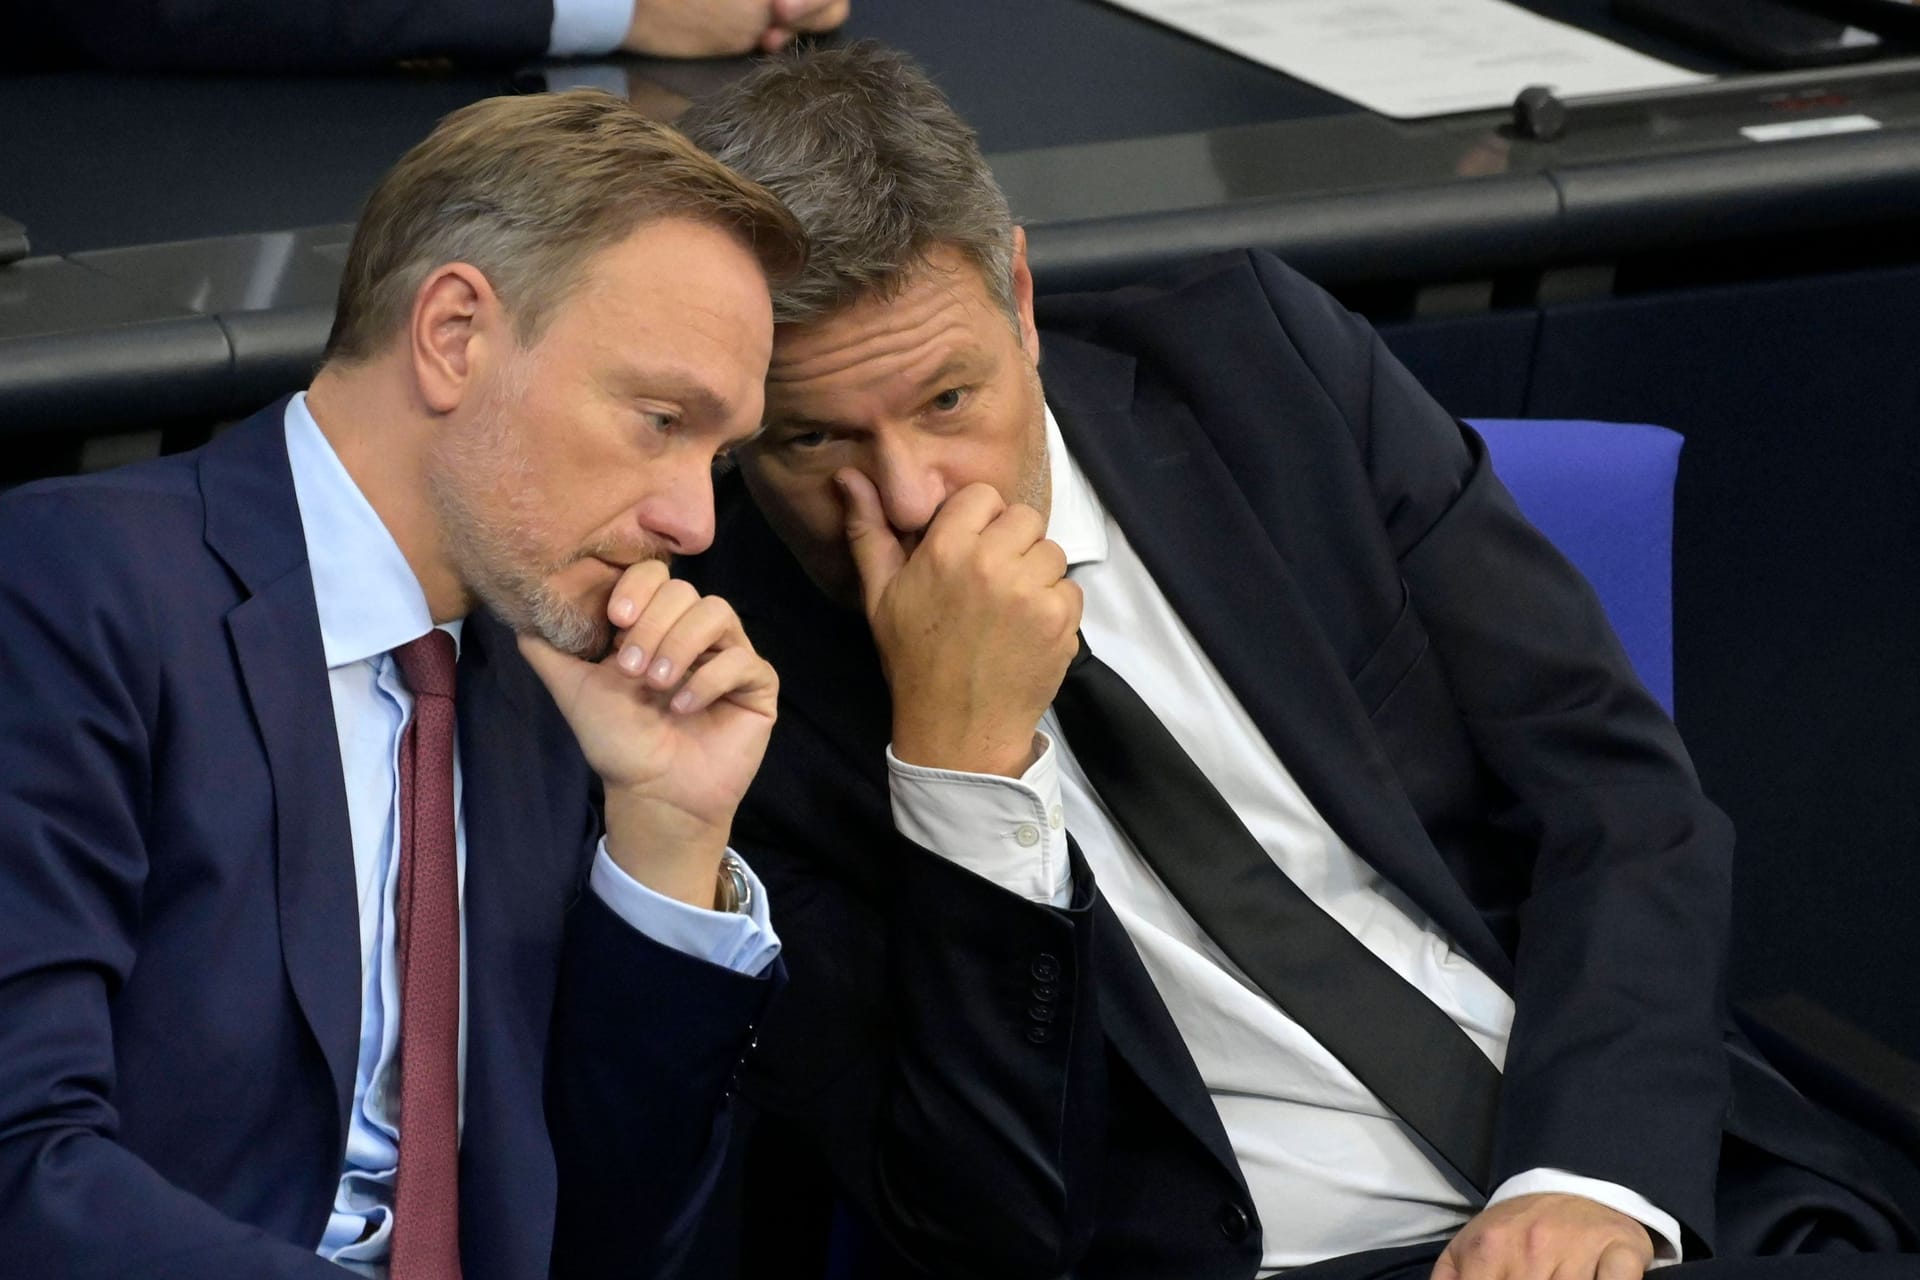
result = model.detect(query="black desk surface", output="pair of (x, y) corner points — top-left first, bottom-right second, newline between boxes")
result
(4, 0), (1727, 257)
(6, 0), (1920, 439)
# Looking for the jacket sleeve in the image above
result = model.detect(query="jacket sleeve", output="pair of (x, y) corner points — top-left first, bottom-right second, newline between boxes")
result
(7, 0), (553, 71)
(1249, 249), (1733, 1248)
(724, 714), (1111, 1279)
(0, 493), (349, 1280)
(544, 888), (779, 1277)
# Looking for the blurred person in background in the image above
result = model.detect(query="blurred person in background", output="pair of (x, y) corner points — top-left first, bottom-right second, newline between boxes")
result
(6, 0), (850, 71)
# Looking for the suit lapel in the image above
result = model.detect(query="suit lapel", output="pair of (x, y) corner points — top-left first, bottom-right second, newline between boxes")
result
(201, 402), (361, 1129)
(1043, 335), (1509, 984)
(1089, 894), (1250, 1192)
(454, 614), (575, 1274)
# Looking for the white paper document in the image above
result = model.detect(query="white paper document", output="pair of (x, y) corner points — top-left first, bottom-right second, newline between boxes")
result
(1102, 0), (1710, 120)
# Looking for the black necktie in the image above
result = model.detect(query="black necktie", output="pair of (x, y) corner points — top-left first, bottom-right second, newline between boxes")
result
(1051, 637), (1500, 1193)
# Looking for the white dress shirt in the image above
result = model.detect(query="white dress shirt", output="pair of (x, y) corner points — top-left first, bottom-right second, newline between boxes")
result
(887, 407), (1680, 1273)
(281, 395), (779, 1273)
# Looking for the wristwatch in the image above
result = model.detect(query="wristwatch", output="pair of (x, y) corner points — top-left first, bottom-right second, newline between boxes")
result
(715, 851), (754, 915)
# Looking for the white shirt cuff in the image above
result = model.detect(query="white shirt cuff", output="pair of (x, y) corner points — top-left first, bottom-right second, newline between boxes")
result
(1487, 1168), (1683, 1267)
(887, 733), (1073, 907)
(588, 840), (781, 976)
(547, 0), (632, 57)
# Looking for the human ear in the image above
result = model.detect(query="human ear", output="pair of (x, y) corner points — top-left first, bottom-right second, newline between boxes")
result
(1010, 226), (1040, 365)
(409, 262), (500, 415)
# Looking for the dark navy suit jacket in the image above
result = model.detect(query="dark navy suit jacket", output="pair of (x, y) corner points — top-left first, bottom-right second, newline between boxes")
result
(683, 252), (1914, 1279)
(7, 0), (550, 70)
(0, 402), (773, 1278)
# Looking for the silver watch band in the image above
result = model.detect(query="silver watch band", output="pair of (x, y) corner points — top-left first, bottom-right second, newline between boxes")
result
(717, 850), (754, 915)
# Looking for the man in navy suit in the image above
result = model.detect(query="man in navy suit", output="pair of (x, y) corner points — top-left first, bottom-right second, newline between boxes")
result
(678, 47), (1920, 1280)
(0, 91), (806, 1277)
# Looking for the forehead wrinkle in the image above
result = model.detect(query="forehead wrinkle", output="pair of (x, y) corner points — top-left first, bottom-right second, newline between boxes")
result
(768, 274), (985, 386)
(765, 336), (983, 432)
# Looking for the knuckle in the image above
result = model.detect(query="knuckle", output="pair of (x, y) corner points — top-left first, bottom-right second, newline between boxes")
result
(1467, 1226), (1506, 1256)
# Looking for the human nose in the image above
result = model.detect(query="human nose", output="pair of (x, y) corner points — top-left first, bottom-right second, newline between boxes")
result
(870, 437), (947, 538)
(641, 462), (718, 556)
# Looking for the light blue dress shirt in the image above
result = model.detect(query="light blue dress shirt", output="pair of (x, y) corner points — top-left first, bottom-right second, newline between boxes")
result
(280, 394), (779, 1272)
(547, 0), (634, 57)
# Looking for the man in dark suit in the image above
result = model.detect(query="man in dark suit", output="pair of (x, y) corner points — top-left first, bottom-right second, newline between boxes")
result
(6, 0), (849, 71)
(0, 91), (806, 1278)
(678, 47), (1920, 1280)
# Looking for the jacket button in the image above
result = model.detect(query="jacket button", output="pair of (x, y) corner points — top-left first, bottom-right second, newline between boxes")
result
(1216, 1202), (1251, 1243)
(1030, 954), (1060, 982)
(1026, 1025), (1054, 1045)
(1028, 1004), (1056, 1023)
(1032, 983), (1058, 1003)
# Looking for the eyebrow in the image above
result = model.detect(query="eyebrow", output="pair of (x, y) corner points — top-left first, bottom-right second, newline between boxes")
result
(915, 353), (987, 394)
(611, 369), (733, 426)
(762, 353), (990, 436)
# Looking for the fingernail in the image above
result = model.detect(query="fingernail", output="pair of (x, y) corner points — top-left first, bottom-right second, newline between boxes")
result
(671, 689), (695, 713)
(611, 597), (636, 625)
(650, 657), (674, 684)
(618, 646), (646, 674)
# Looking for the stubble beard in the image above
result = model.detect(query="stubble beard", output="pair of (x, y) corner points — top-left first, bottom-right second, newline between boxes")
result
(427, 373), (612, 659)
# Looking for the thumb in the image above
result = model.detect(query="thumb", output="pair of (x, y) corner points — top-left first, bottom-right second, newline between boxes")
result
(516, 629), (594, 711)
(836, 468), (906, 616)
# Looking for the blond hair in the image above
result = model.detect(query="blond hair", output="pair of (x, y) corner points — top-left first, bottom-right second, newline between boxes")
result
(325, 90), (806, 362)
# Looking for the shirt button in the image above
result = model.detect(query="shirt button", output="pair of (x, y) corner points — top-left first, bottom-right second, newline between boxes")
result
(1015, 824), (1041, 848)
(1048, 805), (1064, 830)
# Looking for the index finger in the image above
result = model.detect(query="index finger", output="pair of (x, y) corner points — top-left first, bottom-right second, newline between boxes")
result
(608, 558), (672, 630)
(923, 482), (1009, 541)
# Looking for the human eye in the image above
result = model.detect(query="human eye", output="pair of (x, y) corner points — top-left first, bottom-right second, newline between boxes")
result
(639, 408), (678, 434)
(781, 430), (830, 451)
(929, 386), (968, 413)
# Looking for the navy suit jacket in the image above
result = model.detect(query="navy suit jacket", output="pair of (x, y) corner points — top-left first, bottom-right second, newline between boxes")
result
(6, 0), (551, 71)
(683, 251), (1914, 1279)
(0, 402), (774, 1278)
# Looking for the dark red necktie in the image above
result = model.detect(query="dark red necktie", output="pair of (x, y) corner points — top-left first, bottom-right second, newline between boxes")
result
(390, 629), (463, 1280)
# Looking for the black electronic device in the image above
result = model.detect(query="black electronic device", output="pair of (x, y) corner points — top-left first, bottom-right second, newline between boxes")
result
(0, 215), (27, 266)
(1614, 0), (1884, 68)
(1795, 0), (1920, 38)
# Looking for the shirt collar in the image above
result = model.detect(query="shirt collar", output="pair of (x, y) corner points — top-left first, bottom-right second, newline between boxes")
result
(283, 392), (462, 669)
(1044, 403), (1110, 569)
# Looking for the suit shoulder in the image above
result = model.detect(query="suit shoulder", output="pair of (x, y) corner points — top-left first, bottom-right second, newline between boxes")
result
(1037, 248), (1332, 324)
(0, 454), (209, 595)
(1038, 249), (1366, 369)
(3, 452), (200, 521)
(1036, 249), (1377, 427)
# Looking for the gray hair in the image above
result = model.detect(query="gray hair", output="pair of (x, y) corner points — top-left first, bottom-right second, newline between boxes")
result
(678, 43), (1016, 327)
